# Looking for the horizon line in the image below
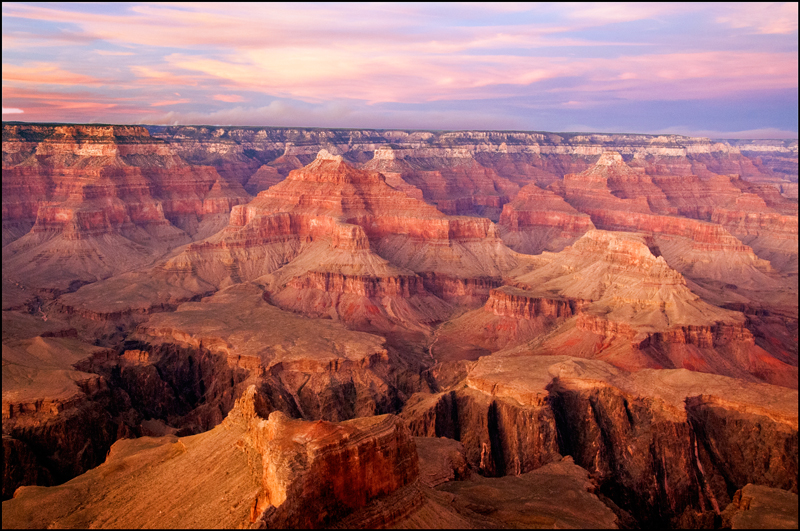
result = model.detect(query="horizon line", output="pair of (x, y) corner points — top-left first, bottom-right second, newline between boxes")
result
(3, 120), (797, 141)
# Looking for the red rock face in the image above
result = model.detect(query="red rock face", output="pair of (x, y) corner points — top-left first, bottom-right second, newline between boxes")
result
(550, 152), (796, 327)
(550, 154), (798, 276)
(2, 125), (797, 526)
(247, 408), (419, 528)
(2, 125), (252, 291)
(402, 355), (798, 527)
(57, 150), (519, 331)
(485, 288), (584, 321)
(498, 182), (596, 253)
(362, 146), (519, 221)
(243, 164), (284, 195)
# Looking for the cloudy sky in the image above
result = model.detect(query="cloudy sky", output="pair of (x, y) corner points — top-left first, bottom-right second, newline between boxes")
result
(2, 2), (797, 137)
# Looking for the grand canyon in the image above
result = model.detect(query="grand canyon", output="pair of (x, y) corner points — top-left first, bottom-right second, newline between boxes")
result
(0, 123), (797, 529)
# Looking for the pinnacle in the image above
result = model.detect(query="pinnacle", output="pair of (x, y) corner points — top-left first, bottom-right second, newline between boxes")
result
(315, 148), (344, 162)
(596, 151), (624, 166)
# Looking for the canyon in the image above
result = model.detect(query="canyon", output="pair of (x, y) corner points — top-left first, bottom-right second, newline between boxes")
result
(2, 122), (797, 529)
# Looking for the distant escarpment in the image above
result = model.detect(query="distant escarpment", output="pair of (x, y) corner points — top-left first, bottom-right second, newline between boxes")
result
(139, 125), (794, 227)
(2, 124), (251, 293)
(434, 230), (796, 387)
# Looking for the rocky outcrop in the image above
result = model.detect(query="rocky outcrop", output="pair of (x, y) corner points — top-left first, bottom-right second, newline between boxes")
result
(720, 484), (798, 529)
(402, 386), (561, 478)
(56, 149), (520, 331)
(2, 436), (51, 500)
(1, 336), (131, 500)
(402, 355), (798, 527)
(1, 124), (254, 293)
(551, 153), (796, 328)
(2, 385), (421, 529)
(243, 164), (284, 195)
(716, 139), (798, 181)
(413, 436), (470, 488)
(485, 287), (584, 320)
(132, 283), (425, 421)
(498, 182), (595, 254)
(436, 456), (619, 529)
(393, 157), (519, 221)
(246, 408), (418, 527)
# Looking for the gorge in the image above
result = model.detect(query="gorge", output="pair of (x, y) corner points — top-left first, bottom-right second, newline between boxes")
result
(2, 122), (797, 529)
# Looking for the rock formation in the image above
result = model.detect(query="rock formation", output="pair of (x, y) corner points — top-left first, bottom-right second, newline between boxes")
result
(498, 182), (596, 254)
(2, 124), (252, 293)
(2, 122), (797, 527)
(54, 149), (519, 333)
(435, 229), (796, 387)
(2, 385), (420, 529)
(719, 484), (798, 529)
(402, 354), (798, 527)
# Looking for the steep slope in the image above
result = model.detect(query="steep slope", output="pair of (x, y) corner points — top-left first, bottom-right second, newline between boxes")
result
(402, 354), (798, 527)
(553, 152), (797, 320)
(58, 150), (521, 332)
(498, 181), (595, 254)
(2, 125), (251, 294)
(2, 336), (119, 499)
(435, 230), (796, 387)
(364, 147), (520, 221)
(131, 282), (424, 422)
(2, 386), (420, 529)
(651, 173), (798, 274)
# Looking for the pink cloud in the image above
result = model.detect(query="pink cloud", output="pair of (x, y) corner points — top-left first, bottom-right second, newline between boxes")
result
(129, 65), (203, 87)
(151, 99), (191, 107)
(213, 94), (246, 103)
(715, 2), (798, 34)
(2, 63), (106, 86)
(3, 2), (796, 131)
(95, 50), (135, 56)
(1, 86), (156, 121)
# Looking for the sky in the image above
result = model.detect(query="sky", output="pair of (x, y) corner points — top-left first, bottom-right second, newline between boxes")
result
(2, 2), (798, 138)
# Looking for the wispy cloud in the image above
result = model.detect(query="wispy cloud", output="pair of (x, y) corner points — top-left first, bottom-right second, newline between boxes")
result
(2, 2), (796, 134)
(213, 94), (246, 103)
(2, 63), (107, 86)
(94, 50), (135, 56)
(2, 107), (24, 114)
(716, 2), (798, 34)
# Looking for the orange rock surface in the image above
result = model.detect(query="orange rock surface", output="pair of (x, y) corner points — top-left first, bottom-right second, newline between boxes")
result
(2, 124), (797, 526)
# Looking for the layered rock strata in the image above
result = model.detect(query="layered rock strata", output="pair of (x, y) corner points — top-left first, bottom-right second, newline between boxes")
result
(402, 355), (798, 527)
(434, 229), (796, 386)
(2, 385), (420, 529)
(2, 124), (252, 293)
(57, 150), (519, 331)
(2, 336), (119, 499)
(498, 182), (596, 254)
(145, 125), (786, 186)
(130, 282), (420, 422)
(552, 151), (797, 326)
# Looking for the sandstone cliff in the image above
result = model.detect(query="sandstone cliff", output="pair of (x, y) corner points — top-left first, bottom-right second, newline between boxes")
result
(2, 385), (420, 529)
(402, 354), (798, 527)
(2, 124), (252, 293)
